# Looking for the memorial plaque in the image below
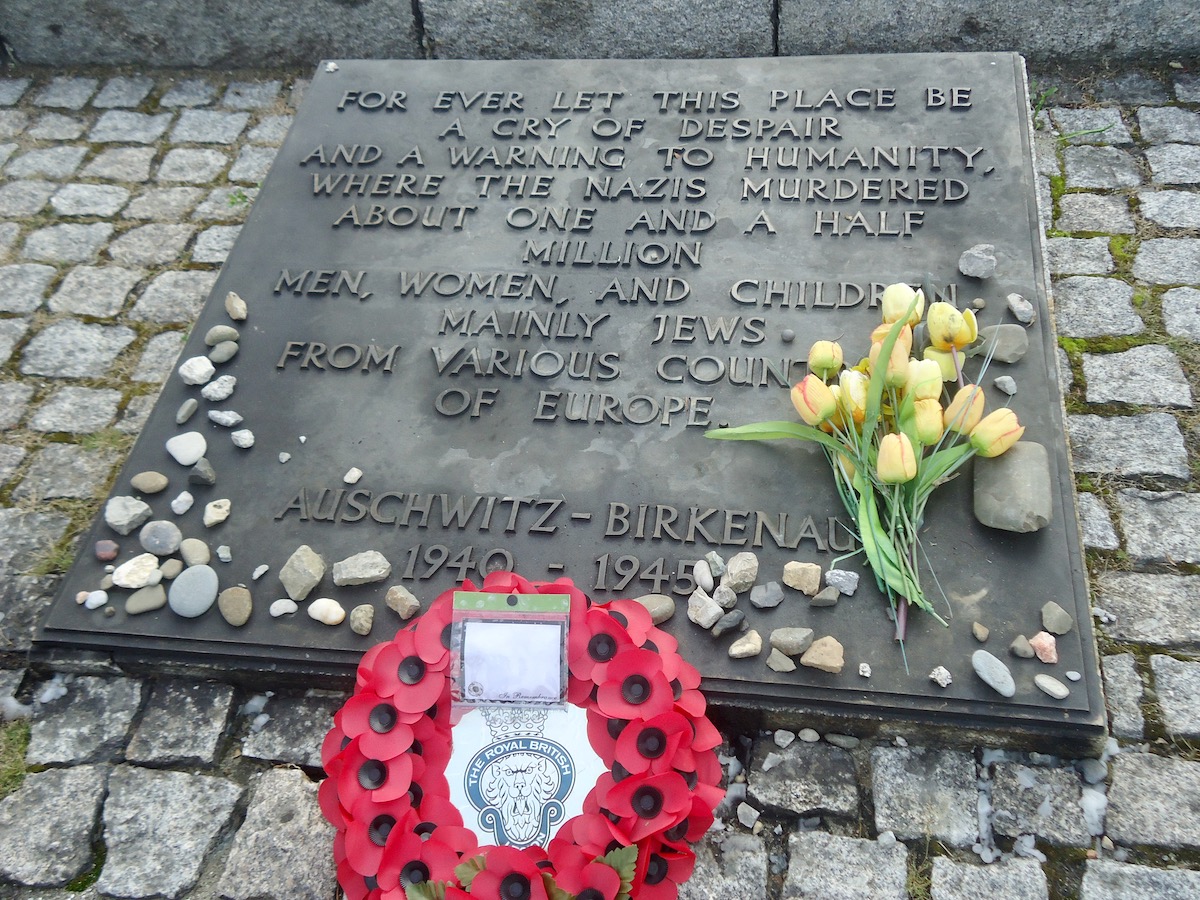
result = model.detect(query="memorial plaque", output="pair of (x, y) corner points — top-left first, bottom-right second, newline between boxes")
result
(38, 55), (1105, 749)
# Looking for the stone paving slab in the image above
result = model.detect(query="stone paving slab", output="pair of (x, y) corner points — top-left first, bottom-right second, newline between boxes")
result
(678, 834), (768, 900)
(1106, 753), (1200, 849)
(1081, 859), (1200, 899)
(25, 675), (142, 765)
(931, 858), (1049, 900)
(871, 747), (978, 848)
(781, 831), (908, 899)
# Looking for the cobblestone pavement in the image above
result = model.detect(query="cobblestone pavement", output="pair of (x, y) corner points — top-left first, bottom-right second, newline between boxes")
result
(1, 64), (1199, 899)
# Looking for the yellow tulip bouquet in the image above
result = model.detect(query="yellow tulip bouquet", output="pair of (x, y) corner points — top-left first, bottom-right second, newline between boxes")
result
(706, 284), (1024, 657)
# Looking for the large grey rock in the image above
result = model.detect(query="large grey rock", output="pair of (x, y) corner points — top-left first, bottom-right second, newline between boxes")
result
(1068, 413), (1189, 479)
(241, 691), (342, 768)
(171, 109), (249, 143)
(1118, 490), (1200, 564)
(168, 564), (219, 618)
(216, 768), (336, 900)
(21, 222), (113, 263)
(1076, 492), (1119, 551)
(82, 146), (155, 181)
(1047, 237), (1113, 276)
(0, 574), (59, 653)
(33, 76), (97, 108)
(1056, 193), (1135, 233)
(872, 746), (977, 847)
(128, 270), (218, 323)
(1098, 573), (1200, 648)
(1051, 106), (1132, 144)
(1063, 145), (1142, 188)
(331, 549), (391, 585)
(127, 678), (235, 765)
(28, 386), (122, 433)
(1132, 238), (1200, 284)
(0, 318), (28, 365)
(1150, 655), (1200, 739)
(20, 319), (135, 377)
(991, 763), (1090, 845)
(280, 544), (325, 600)
(108, 223), (196, 266)
(96, 767), (242, 899)
(782, 831), (907, 899)
(48, 265), (145, 317)
(104, 495), (152, 535)
(157, 147), (228, 183)
(0, 180), (54, 218)
(1146, 143), (1200, 184)
(973, 442), (1052, 533)
(678, 834), (767, 900)
(0, 263), (56, 313)
(26, 675), (143, 765)
(1141, 191), (1200, 229)
(88, 110), (172, 143)
(12, 444), (117, 501)
(1101, 653), (1145, 740)
(423, 0), (771, 57)
(749, 739), (858, 817)
(4, 1), (419, 67)
(6, 146), (88, 179)
(0, 765), (110, 887)
(229, 145), (279, 183)
(1083, 345), (1192, 407)
(1106, 753), (1200, 849)
(93, 75), (154, 108)
(1053, 276), (1143, 338)
(1162, 287), (1200, 339)
(931, 858), (1049, 900)
(1080, 859), (1200, 899)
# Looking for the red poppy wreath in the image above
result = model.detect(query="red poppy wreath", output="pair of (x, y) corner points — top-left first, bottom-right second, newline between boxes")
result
(320, 571), (725, 900)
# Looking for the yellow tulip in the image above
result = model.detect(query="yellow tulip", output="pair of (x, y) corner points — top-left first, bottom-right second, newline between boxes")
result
(807, 340), (844, 379)
(905, 358), (943, 400)
(870, 322), (913, 359)
(922, 347), (958, 382)
(880, 283), (925, 327)
(877, 432), (918, 483)
(913, 398), (944, 444)
(869, 338), (910, 389)
(838, 369), (869, 425)
(943, 384), (985, 433)
(791, 373), (837, 426)
(927, 302), (978, 351)
(970, 408), (1025, 457)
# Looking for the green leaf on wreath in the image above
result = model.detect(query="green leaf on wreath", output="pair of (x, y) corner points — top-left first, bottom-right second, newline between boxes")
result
(599, 844), (639, 900)
(405, 881), (448, 900)
(542, 871), (576, 900)
(454, 854), (487, 890)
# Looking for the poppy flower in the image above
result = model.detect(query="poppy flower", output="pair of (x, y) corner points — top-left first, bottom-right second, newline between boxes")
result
(548, 813), (622, 861)
(318, 773), (348, 830)
(469, 846), (550, 900)
(322, 721), (352, 770)
(585, 709), (628, 765)
(550, 844), (622, 900)
(601, 599), (653, 645)
(537, 575), (591, 624)
(365, 633), (449, 714)
(375, 827), (463, 893)
(631, 839), (696, 900)
(337, 738), (417, 813)
(407, 794), (478, 857)
(337, 692), (417, 760)
(568, 608), (635, 683)
(597, 648), (673, 721)
(604, 771), (691, 843)
(336, 829), (384, 900)
(343, 792), (419, 875)
(615, 711), (696, 776)
(640, 627), (682, 679)
(406, 710), (453, 774)
(414, 593), (454, 666)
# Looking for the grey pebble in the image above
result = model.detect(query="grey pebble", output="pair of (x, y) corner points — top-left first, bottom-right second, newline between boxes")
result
(959, 243), (997, 279)
(711, 609), (745, 637)
(825, 569), (860, 595)
(160, 558), (183, 579)
(632, 593), (675, 624)
(208, 340), (239, 363)
(797, 728), (820, 743)
(1034, 673), (1070, 700)
(105, 495), (152, 535)
(217, 586), (252, 626)
(693, 558), (714, 592)
(825, 733), (860, 750)
(1041, 600), (1075, 634)
(130, 471), (168, 494)
(993, 375), (1017, 396)
(126, 584), (166, 615)
(252, 564), (269, 580)
(1007, 292), (1037, 324)
(712, 583), (738, 610)
(974, 324), (1029, 364)
(170, 491), (193, 515)
(168, 564), (219, 618)
(722, 551), (758, 593)
(350, 604), (374, 636)
(188, 458), (216, 485)
(971, 649), (1016, 697)
(179, 537), (210, 566)
(1011, 634), (1034, 657)
(770, 627), (814, 656)
(278, 452), (291, 464)
(85, 589), (108, 610)
(204, 324), (240, 345)
(231, 429), (254, 448)
(216, 545), (232, 562)
(176, 398), (198, 424)
(749, 581), (784, 609)
(766, 648), (796, 672)
(165, 431), (206, 466)
(810, 585), (840, 607)
(207, 409), (243, 427)
(139, 519), (182, 555)
(200, 374), (237, 401)
(704, 551), (727, 577)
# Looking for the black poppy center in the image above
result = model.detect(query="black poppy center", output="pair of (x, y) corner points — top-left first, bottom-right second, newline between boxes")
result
(399, 656), (426, 685)
(500, 872), (531, 900)
(364, 875), (379, 890)
(440, 623), (453, 649)
(368, 814), (395, 846)
(578, 890), (605, 900)
(611, 761), (631, 782)
(410, 739), (423, 757)
(637, 727), (667, 759)
(609, 610), (628, 627)
(646, 854), (669, 885)
(632, 785), (664, 819)
(670, 678), (683, 700)
(408, 782), (424, 808)
(415, 821), (437, 839)
(621, 674), (651, 705)
(606, 718), (629, 740)
(369, 703), (397, 733)
(665, 817), (689, 842)
(680, 769), (698, 789)
(401, 861), (430, 886)
(587, 633), (617, 662)
(357, 759), (387, 790)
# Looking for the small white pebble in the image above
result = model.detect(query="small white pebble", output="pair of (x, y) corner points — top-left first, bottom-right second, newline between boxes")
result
(231, 429), (255, 448)
(324, 61), (339, 72)
(252, 564), (269, 580)
(170, 491), (194, 515)
(278, 452), (291, 464)
(269, 598), (298, 617)
(797, 728), (820, 743)
(344, 467), (364, 484)
(216, 545), (232, 563)
(1066, 670), (1082, 682)
(298, 435), (307, 444)
(84, 590), (108, 609)
(859, 663), (872, 678)
(773, 729), (796, 749)
(895, 736), (909, 747)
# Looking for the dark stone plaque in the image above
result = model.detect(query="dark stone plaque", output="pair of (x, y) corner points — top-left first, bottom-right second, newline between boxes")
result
(38, 55), (1104, 750)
